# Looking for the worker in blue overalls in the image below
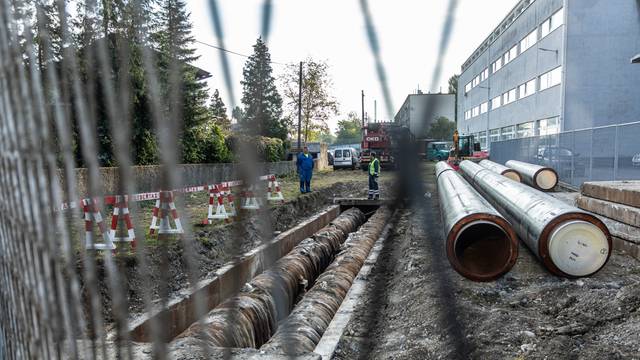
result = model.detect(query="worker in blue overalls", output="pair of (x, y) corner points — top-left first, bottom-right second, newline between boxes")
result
(368, 152), (380, 200)
(296, 146), (314, 193)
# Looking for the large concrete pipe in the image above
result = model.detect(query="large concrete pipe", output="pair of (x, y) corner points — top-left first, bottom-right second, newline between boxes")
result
(480, 159), (522, 182)
(435, 162), (519, 282)
(460, 160), (612, 277)
(505, 160), (558, 191)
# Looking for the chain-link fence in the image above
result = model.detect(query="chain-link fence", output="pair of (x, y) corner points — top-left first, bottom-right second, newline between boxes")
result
(490, 121), (640, 187)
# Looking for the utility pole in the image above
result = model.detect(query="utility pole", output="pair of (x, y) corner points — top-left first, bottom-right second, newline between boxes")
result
(374, 100), (377, 123)
(361, 90), (365, 130)
(297, 61), (303, 150)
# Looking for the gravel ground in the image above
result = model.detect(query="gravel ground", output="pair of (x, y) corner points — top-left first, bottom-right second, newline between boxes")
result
(333, 164), (640, 360)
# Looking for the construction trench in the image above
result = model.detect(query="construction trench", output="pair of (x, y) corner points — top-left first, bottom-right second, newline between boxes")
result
(62, 165), (638, 359)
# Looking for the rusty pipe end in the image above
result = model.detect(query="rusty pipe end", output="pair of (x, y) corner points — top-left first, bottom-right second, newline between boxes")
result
(502, 169), (522, 183)
(533, 167), (558, 191)
(539, 213), (612, 277)
(446, 215), (519, 282)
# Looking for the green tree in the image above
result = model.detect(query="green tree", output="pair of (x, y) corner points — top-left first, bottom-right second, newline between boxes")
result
(240, 37), (286, 141)
(335, 111), (362, 144)
(427, 116), (456, 140)
(210, 89), (231, 132)
(153, 0), (211, 163)
(319, 131), (336, 145)
(280, 58), (339, 143)
(448, 74), (459, 95)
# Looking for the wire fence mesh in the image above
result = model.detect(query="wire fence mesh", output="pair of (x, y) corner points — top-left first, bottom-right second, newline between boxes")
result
(490, 121), (640, 187)
(0, 0), (469, 359)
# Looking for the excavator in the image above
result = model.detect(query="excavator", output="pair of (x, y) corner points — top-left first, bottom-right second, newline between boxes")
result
(447, 130), (489, 170)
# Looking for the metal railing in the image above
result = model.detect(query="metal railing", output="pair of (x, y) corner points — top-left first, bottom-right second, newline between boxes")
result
(490, 121), (640, 187)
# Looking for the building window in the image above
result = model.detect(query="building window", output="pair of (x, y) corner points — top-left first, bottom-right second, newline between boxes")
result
(491, 57), (503, 73)
(520, 28), (538, 53)
(491, 95), (501, 110)
(472, 75), (481, 87)
(465, 82), (472, 93)
(478, 131), (487, 149)
(480, 102), (488, 114)
(538, 116), (560, 136)
(503, 88), (517, 105)
(464, 110), (471, 120)
(519, 78), (537, 99)
(472, 106), (480, 117)
(504, 45), (518, 65)
(490, 129), (500, 143)
(517, 122), (535, 138)
(541, 8), (564, 38)
(539, 66), (562, 91)
(480, 68), (489, 82)
(501, 126), (515, 140)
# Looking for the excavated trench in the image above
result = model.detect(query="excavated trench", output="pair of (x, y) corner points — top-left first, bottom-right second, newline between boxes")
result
(166, 206), (392, 354)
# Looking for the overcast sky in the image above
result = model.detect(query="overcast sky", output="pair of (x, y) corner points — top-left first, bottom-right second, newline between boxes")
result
(187, 0), (519, 133)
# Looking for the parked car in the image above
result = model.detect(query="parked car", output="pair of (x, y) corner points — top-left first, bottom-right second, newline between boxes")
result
(327, 151), (334, 166)
(426, 141), (451, 161)
(536, 145), (586, 178)
(333, 147), (359, 170)
(633, 153), (640, 167)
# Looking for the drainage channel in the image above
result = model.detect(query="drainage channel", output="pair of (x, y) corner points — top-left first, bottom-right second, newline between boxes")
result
(163, 205), (392, 357)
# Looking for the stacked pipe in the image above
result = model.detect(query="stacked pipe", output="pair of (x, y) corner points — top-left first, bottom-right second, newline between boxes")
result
(435, 162), (519, 281)
(173, 208), (366, 348)
(260, 207), (392, 355)
(460, 160), (612, 277)
(479, 159), (522, 182)
(505, 160), (558, 191)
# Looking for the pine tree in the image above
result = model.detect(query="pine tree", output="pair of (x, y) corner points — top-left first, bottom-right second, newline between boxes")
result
(153, 0), (210, 163)
(210, 89), (230, 132)
(240, 37), (286, 141)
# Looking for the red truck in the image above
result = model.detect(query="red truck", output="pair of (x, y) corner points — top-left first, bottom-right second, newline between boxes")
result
(359, 122), (396, 170)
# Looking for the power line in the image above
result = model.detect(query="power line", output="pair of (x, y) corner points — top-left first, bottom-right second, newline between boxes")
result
(194, 39), (288, 66)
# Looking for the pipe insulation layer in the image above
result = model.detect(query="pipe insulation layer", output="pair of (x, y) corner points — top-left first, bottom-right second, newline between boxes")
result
(260, 207), (392, 355)
(172, 208), (366, 348)
(460, 160), (612, 277)
(435, 162), (519, 282)
(505, 160), (558, 191)
(479, 159), (522, 183)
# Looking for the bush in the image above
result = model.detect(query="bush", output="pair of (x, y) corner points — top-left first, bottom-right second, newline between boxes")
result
(226, 135), (285, 162)
(182, 123), (232, 164)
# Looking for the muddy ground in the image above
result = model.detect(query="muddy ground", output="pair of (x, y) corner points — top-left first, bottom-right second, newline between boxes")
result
(333, 164), (640, 360)
(80, 169), (393, 326)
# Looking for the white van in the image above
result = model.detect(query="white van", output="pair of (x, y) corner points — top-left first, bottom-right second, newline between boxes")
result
(333, 147), (359, 170)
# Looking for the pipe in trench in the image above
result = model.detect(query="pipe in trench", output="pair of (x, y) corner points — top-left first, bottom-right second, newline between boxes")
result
(172, 208), (366, 348)
(505, 160), (558, 191)
(435, 162), (518, 282)
(460, 160), (612, 277)
(479, 159), (522, 183)
(260, 207), (392, 355)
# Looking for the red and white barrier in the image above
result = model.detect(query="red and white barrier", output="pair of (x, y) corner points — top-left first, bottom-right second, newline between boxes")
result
(241, 184), (261, 210)
(266, 175), (284, 202)
(149, 191), (184, 235)
(107, 195), (136, 247)
(82, 198), (116, 251)
(202, 184), (238, 223)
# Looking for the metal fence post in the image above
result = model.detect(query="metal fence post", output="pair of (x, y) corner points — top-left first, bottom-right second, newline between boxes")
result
(613, 125), (619, 180)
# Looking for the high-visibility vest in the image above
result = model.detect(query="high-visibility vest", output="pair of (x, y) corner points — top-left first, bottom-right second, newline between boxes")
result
(369, 158), (380, 176)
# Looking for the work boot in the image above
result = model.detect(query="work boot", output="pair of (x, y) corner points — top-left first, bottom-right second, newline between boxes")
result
(367, 195), (373, 200)
(374, 194), (380, 200)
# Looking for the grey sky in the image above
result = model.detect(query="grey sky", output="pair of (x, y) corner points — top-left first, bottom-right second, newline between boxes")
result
(188, 0), (519, 133)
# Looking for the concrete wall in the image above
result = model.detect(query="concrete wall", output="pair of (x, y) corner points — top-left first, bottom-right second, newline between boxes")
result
(564, 0), (640, 130)
(457, 0), (564, 146)
(394, 94), (455, 139)
(58, 161), (297, 197)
